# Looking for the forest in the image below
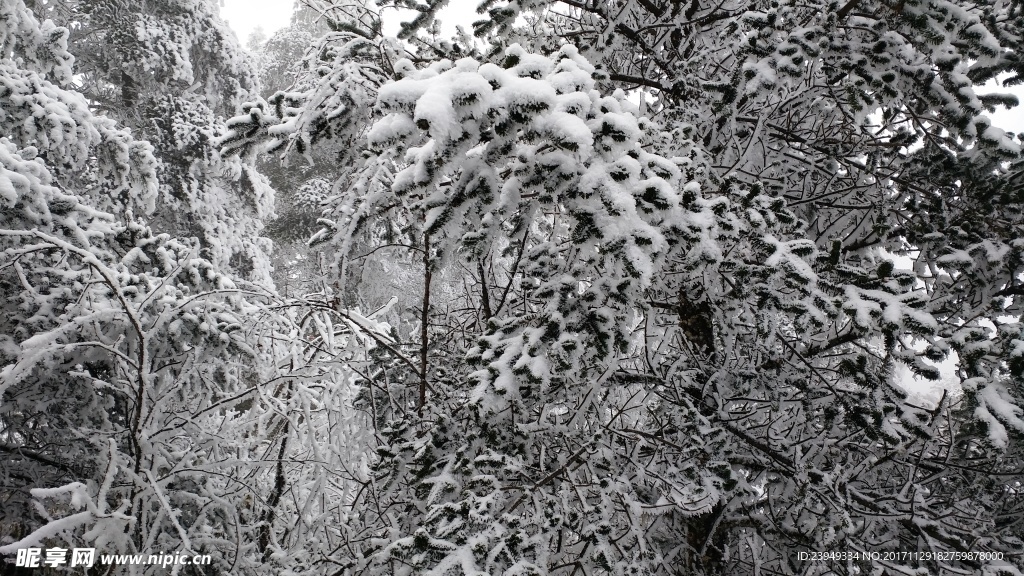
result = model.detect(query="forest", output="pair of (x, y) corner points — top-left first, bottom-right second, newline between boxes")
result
(3, 0), (1024, 574)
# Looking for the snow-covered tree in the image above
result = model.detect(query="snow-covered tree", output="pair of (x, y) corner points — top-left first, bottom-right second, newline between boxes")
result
(224, 0), (400, 301)
(221, 0), (1024, 574)
(7, 0), (1024, 573)
(1, 2), (305, 573)
(28, 0), (276, 284)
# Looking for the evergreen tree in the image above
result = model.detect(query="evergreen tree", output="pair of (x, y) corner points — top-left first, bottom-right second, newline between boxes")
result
(1, 2), (297, 573)
(6, 0), (1024, 574)
(34, 0), (276, 283)
(222, 0), (1024, 573)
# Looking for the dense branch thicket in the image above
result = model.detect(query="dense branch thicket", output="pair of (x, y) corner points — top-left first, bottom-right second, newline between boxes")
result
(4, 0), (1024, 574)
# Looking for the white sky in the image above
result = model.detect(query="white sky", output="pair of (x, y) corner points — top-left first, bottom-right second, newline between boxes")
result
(219, 0), (293, 44)
(987, 83), (1024, 135)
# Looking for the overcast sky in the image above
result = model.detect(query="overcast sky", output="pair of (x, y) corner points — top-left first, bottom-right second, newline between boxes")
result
(219, 0), (292, 43)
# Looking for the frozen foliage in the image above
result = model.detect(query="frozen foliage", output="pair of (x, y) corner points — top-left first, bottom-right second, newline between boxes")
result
(35, 0), (276, 284)
(220, 0), (399, 295)
(314, 43), (709, 574)
(219, 0), (1024, 573)
(0, 1), (334, 573)
(8, 0), (1024, 574)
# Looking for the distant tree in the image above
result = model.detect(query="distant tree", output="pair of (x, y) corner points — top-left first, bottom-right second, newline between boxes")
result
(31, 0), (276, 283)
(229, 0), (401, 300)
